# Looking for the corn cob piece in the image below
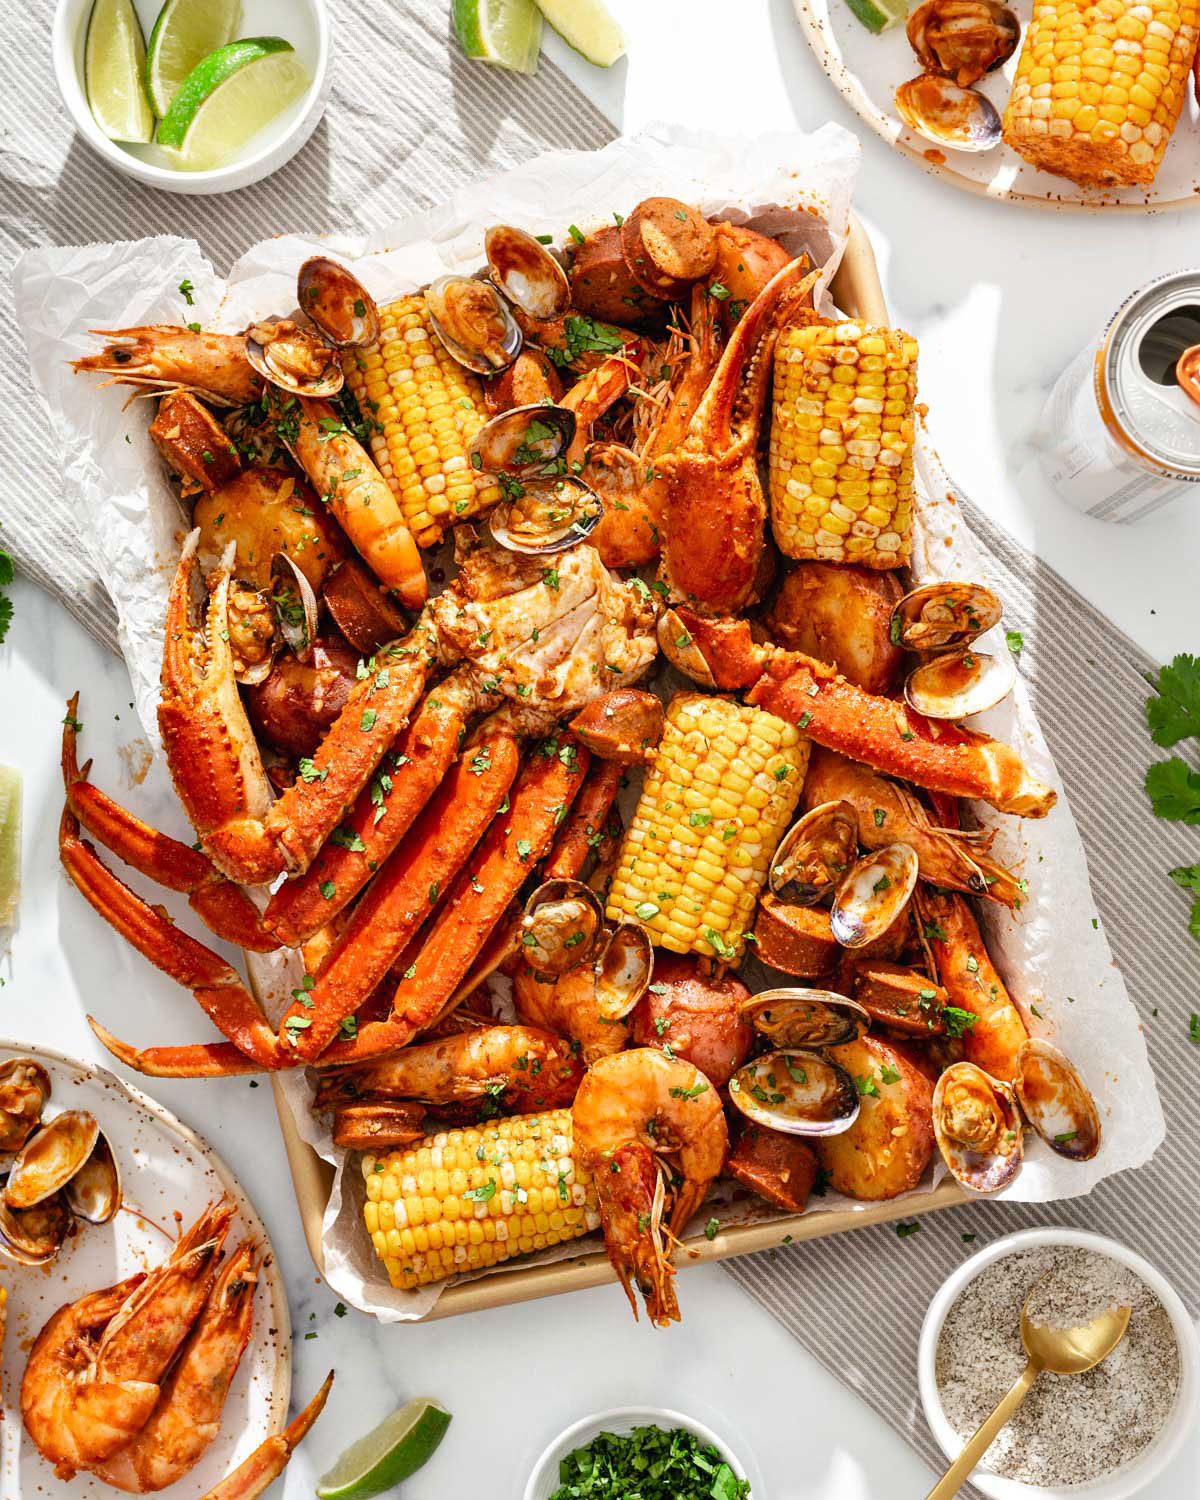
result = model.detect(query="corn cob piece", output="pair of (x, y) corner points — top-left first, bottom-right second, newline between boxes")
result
(768, 320), (918, 570)
(1003, 0), (1199, 187)
(606, 694), (809, 961)
(343, 296), (502, 547)
(362, 1109), (600, 1289)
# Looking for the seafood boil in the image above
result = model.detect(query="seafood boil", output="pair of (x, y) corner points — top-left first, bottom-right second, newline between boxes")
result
(65, 197), (1104, 1330)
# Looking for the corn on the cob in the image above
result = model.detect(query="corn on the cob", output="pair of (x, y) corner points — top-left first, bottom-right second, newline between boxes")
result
(768, 320), (918, 570)
(343, 296), (502, 548)
(1003, 0), (1199, 187)
(606, 694), (809, 961)
(362, 1109), (599, 1289)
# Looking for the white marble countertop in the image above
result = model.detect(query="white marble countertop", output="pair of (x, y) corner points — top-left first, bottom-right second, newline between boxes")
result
(3, 1), (1199, 1496)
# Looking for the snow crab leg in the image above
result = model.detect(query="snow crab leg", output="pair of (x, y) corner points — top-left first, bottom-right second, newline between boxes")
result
(196, 1372), (333, 1500)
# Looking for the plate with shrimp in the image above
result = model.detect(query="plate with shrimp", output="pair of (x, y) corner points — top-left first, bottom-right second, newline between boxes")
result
(0, 1041), (301, 1498)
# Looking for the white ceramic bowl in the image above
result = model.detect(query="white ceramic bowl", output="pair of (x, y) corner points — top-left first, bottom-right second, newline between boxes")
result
(52, 0), (330, 194)
(523, 1406), (754, 1500)
(918, 1227), (1200, 1500)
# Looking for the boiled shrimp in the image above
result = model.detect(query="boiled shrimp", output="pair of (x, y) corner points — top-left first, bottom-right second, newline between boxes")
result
(512, 964), (631, 1064)
(572, 1048), (727, 1326)
(71, 328), (262, 407)
(88, 1240), (258, 1493)
(22, 1199), (234, 1475)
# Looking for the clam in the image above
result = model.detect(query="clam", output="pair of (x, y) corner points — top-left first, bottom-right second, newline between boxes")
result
(904, 647), (1016, 720)
(769, 800), (859, 906)
(520, 879), (605, 974)
(656, 608), (716, 689)
(1014, 1038), (1101, 1161)
(297, 256), (380, 348)
(729, 1049), (860, 1137)
(933, 1061), (1023, 1192)
(244, 319), (344, 398)
(739, 988), (870, 1049)
(64, 1132), (122, 1224)
(228, 585), (277, 687)
(5, 1110), (100, 1210)
(907, 0), (1020, 88)
(0, 1192), (71, 1266)
(894, 74), (1002, 152)
(0, 1056), (52, 1154)
(594, 923), (654, 1022)
(271, 553), (320, 663)
(830, 843), (919, 949)
(485, 225), (571, 321)
(488, 476), (602, 555)
(425, 275), (522, 373)
(469, 404), (576, 478)
(891, 582), (1002, 653)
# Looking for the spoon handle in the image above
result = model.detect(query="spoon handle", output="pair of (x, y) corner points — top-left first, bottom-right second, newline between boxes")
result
(924, 1359), (1040, 1500)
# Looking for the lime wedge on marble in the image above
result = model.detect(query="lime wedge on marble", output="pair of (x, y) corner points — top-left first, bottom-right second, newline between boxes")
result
(844, 0), (909, 31)
(85, 0), (154, 143)
(534, 0), (626, 65)
(452, 0), (543, 74)
(0, 765), (22, 926)
(315, 1398), (452, 1500)
(144, 0), (242, 117)
(156, 38), (308, 170)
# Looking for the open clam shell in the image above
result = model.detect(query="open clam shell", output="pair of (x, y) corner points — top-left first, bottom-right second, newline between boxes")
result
(244, 319), (344, 398)
(469, 404), (576, 478)
(425, 275), (522, 373)
(297, 257), (380, 348)
(892, 581), (1002, 653)
(1014, 1038), (1101, 1161)
(271, 553), (320, 663)
(933, 1061), (1023, 1193)
(64, 1132), (122, 1224)
(485, 225), (571, 321)
(894, 74), (1002, 152)
(656, 609), (716, 689)
(769, 800), (859, 905)
(0, 1191), (71, 1266)
(0, 1056), (52, 1154)
(595, 923), (654, 1022)
(4, 1110), (100, 1210)
(830, 843), (919, 949)
(520, 879), (605, 975)
(729, 1049), (860, 1137)
(907, 0), (1020, 87)
(904, 647), (1016, 721)
(488, 476), (602, 555)
(739, 988), (870, 1049)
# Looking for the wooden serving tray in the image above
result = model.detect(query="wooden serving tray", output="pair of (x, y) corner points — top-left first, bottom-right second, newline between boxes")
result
(271, 213), (968, 1320)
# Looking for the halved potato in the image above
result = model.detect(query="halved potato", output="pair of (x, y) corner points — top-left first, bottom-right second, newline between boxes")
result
(766, 562), (904, 694)
(815, 1036), (935, 1201)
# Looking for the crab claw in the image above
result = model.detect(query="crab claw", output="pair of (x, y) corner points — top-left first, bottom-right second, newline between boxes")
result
(196, 1372), (333, 1500)
(665, 608), (769, 690)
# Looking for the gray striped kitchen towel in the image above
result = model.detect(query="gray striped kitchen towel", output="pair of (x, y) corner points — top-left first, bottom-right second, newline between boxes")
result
(725, 484), (1200, 1493)
(0, 0), (613, 651)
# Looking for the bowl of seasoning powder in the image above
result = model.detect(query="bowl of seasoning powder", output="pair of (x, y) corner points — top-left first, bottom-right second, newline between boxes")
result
(918, 1228), (1198, 1498)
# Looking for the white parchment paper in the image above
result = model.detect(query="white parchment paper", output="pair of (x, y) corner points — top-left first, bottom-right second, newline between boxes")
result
(15, 124), (1162, 1321)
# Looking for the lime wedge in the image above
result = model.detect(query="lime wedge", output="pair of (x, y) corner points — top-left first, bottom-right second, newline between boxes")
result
(315, 1398), (452, 1500)
(85, 0), (154, 144)
(144, 0), (242, 117)
(156, 38), (309, 170)
(452, 0), (543, 74)
(534, 0), (626, 65)
(844, 0), (909, 31)
(0, 765), (22, 927)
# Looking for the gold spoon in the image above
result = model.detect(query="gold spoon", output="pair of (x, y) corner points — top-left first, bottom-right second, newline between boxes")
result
(925, 1282), (1131, 1499)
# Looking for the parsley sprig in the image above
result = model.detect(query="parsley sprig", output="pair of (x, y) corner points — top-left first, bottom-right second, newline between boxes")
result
(1144, 653), (1200, 945)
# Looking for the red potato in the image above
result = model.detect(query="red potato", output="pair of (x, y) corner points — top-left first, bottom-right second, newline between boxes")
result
(708, 225), (797, 335)
(244, 634), (360, 759)
(193, 467), (345, 592)
(725, 1120), (820, 1214)
(815, 1036), (935, 1201)
(765, 562), (904, 695)
(629, 953), (754, 1088)
(568, 226), (663, 327)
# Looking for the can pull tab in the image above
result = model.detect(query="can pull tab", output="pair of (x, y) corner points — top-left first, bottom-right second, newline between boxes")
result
(1176, 345), (1200, 407)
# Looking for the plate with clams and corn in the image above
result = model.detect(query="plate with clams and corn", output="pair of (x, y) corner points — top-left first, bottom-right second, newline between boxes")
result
(16, 125), (1161, 1327)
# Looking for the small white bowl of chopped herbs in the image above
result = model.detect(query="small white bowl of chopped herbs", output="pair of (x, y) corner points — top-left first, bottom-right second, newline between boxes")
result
(918, 1227), (1200, 1500)
(523, 1407), (754, 1500)
(53, 0), (329, 193)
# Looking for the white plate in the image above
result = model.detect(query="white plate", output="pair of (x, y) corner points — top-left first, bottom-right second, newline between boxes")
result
(794, 0), (1200, 210)
(0, 1041), (291, 1498)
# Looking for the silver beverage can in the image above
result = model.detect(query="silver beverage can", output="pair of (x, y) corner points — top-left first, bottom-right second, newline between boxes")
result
(1035, 270), (1200, 522)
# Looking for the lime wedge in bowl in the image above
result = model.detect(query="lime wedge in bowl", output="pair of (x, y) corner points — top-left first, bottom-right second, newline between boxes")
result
(452, 0), (543, 74)
(85, 0), (154, 143)
(315, 1397), (452, 1500)
(156, 38), (309, 171)
(844, 0), (909, 30)
(144, 0), (242, 118)
(534, 0), (626, 65)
